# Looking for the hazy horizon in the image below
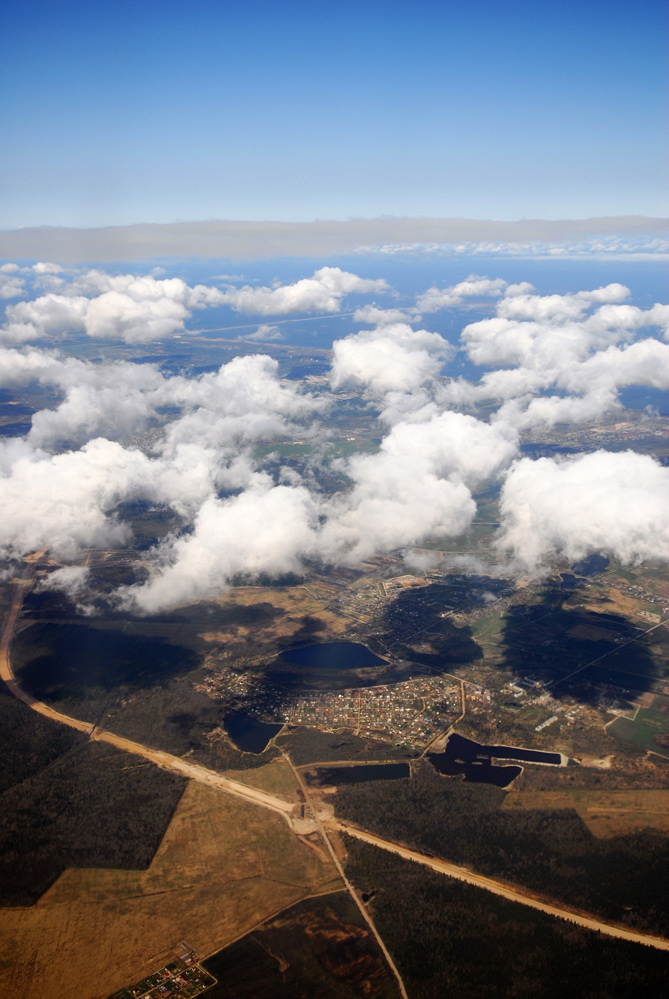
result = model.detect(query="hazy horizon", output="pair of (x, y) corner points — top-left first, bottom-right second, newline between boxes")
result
(1, 214), (667, 263)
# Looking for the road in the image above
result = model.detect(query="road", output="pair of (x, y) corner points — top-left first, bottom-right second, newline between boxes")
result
(0, 579), (92, 733)
(90, 729), (295, 819)
(0, 579), (295, 825)
(282, 751), (409, 999)
(3, 575), (669, 956)
(334, 821), (669, 952)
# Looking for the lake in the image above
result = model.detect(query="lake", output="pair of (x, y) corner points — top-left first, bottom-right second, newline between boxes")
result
(268, 639), (466, 693)
(223, 710), (283, 754)
(427, 733), (561, 788)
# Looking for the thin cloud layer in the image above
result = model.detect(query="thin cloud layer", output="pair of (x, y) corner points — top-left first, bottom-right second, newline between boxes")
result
(0, 218), (666, 263)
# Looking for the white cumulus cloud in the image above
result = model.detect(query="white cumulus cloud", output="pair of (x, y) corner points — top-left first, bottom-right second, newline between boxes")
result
(416, 276), (507, 313)
(496, 451), (669, 573)
(217, 267), (389, 316)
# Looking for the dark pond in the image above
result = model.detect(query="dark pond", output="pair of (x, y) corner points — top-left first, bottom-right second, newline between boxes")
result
(427, 733), (560, 788)
(279, 642), (386, 669)
(223, 710), (283, 754)
(428, 751), (521, 788)
(487, 743), (562, 765)
(305, 763), (411, 786)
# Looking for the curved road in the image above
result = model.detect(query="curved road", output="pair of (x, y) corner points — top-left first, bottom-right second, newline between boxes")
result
(0, 579), (294, 824)
(3, 577), (669, 953)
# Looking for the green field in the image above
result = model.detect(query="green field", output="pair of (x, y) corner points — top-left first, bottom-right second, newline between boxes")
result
(609, 697), (669, 755)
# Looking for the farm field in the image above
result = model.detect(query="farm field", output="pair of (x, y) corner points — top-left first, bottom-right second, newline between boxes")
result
(0, 781), (341, 999)
(501, 787), (669, 837)
(222, 756), (300, 795)
(608, 696), (669, 755)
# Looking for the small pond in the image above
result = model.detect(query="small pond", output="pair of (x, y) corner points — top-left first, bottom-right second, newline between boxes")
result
(223, 710), (283, 754)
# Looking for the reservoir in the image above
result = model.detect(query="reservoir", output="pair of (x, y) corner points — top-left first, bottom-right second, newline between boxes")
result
(428, 733), (560, 788)
(223, 710), (283, 754)
(278, 642), (386, 669)
(486, 742), (561, 765)
(305, 763), (411, 786)
(269, 641), (419, 693)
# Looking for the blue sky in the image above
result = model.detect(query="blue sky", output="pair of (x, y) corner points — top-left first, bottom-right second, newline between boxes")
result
(1, 0), (666, 228)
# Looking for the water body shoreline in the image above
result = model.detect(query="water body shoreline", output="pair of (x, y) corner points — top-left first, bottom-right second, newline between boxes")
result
(428, 733), (563, 788)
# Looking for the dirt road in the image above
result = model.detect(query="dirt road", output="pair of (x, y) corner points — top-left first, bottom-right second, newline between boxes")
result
(3, 576), (669, 955)
(0, 580), (295, 824)
(334, 821), (669, 952)
(283, 753), (409, 999)
(91, 729), (295, 820)
(0, 579), (92, 735)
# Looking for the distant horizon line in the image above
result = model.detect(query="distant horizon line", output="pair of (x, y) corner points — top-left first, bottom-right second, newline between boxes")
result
(1, 215), (667, 263)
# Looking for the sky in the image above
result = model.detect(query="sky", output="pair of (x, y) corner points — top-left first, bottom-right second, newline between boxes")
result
(1, 0), (667, 229)
(1, 3), (668, 610)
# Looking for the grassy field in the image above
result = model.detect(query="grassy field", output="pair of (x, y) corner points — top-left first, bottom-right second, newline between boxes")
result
(609, 696), (669, 755)
(470, 613), (506, 644)
(0, 781), (342, 999)
(501, 787), (669, 837)
(223, 756), (300, 795)
(204, 583), (354, 647)
(579, 582), (662, 621)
